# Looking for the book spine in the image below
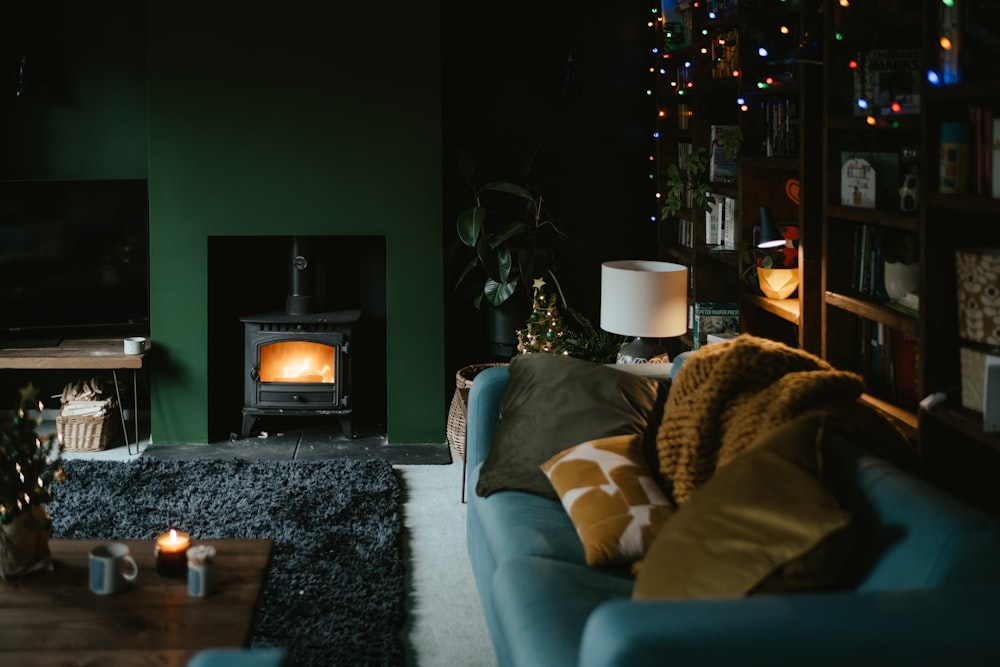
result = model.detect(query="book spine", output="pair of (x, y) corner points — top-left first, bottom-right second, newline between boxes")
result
(993, 115), (1000, 199)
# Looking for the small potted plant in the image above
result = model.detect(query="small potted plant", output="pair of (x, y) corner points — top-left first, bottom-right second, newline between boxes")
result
(661, 127), (743, 221)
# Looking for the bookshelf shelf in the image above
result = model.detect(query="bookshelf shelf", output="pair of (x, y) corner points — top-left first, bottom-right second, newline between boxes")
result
(824, 291), (918, 335)
(744, 293), (799, 325)
(861, 393), (917, 438)
(925, 403), (1000, 454)
(825, 205), (919, 232)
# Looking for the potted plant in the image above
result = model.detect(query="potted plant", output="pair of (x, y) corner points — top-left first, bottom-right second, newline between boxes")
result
(661, 127), (742, 220)
(453, 148), (568, 309)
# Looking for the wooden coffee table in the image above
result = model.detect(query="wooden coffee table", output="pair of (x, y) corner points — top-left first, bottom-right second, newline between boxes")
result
(0, 538), (273, 667)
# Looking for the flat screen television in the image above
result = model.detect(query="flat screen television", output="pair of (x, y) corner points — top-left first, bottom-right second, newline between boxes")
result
(0, 179), (149, 347)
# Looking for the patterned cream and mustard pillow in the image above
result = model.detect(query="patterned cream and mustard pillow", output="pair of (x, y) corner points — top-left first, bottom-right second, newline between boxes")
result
(541, 434), (673, 566)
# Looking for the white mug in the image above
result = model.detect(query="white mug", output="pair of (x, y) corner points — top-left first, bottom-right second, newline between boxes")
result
(123, 337), (146, 355)
(89, 542), (139, 595)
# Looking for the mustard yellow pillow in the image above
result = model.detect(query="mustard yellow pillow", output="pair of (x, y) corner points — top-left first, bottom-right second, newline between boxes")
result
(541, 434), (674, 566)
(633, 414), (854, 600)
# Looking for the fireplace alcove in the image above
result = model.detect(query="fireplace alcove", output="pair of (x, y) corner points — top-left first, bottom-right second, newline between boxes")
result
(207, 235), (387, 443)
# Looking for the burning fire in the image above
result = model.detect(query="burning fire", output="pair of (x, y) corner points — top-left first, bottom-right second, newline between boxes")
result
(259, 341), (335, 383)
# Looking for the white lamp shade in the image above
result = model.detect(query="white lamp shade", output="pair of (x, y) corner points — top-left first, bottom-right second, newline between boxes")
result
(600, 260), (688, 338)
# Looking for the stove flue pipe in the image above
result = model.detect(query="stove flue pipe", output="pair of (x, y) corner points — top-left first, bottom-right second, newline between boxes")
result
(286, 235), (314, 316)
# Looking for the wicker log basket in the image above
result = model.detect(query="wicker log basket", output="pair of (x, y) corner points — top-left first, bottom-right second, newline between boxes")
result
(446, 363), (508, 461)
(55, 379), (117, 453)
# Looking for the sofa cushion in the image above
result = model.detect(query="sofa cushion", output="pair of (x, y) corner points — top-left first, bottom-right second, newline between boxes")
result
(541, 434), (673, 566)
(469, 461), (587, 566)
(476, 354), (663, 500)
(633, 414), (854, 599)
(491, 556), (634, 667)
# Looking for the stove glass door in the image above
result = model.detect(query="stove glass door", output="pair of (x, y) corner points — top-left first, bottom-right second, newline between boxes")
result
(259, 340), (336, 383)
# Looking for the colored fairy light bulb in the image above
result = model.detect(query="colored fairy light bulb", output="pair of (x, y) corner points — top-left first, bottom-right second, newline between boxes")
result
(758, 47), (769, 57)
(857, 98), (869, 110)
(927, 70), (941, 85)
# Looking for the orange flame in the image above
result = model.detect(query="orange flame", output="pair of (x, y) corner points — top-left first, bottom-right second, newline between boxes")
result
(259, 341), (335, 383)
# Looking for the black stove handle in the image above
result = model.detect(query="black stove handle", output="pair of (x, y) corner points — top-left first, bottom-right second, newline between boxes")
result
(250, 366), (259, 381)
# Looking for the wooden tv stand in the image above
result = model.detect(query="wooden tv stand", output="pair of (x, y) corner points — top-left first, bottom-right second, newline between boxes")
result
(0, 337), (148, 453)
(0, 337), (146, 369)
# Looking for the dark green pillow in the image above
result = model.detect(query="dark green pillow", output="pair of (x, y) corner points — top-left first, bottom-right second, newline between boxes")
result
(475, 354), (662, 500)
(633, 413), (855, 599)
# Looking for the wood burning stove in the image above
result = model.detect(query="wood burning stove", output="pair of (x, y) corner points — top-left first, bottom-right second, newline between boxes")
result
(239, 236), (359, 439)
(240, 310), (359, 439)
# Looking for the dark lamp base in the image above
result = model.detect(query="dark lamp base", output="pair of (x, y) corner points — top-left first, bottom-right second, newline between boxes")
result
(616, 337), (670, 364)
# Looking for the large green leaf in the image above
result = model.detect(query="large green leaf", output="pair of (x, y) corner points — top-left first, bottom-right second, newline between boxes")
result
(489, 221), (533, 249)
(477, 237), (512, 283)
(484, 277), (518, 306)
(457, 206), (486, 247)
(482, 181), (536, 204)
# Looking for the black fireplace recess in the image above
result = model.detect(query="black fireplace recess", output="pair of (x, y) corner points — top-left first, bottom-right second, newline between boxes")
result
(239, 236), (360, 439)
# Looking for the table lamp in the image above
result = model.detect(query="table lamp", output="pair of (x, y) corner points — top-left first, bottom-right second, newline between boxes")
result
(600, 260), (688, 363)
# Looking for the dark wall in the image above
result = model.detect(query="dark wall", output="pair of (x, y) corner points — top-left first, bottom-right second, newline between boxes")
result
(146, 2), (444, 443)
(441, 2), (657, 374)
(0, 1), (147, 179)
(1, 2), (445, 444)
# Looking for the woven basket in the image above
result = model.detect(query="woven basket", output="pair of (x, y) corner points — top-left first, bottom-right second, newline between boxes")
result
(57, 410), (115, 452)
(446, 363), (508, 461)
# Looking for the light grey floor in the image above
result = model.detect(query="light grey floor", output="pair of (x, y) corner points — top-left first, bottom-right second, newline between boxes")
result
(62, 436), (497, 666)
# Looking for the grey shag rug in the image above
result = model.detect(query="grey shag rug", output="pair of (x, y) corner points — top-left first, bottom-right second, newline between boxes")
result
(48, 457), (405, 666)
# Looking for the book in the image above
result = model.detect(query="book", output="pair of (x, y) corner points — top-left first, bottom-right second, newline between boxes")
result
(840, 152), (901, 210)
(994, 115), (1000, 199)
(661, 1), (692, 52)
(971, 105), (994, 196)
(962, 0), (1000, 83)
(708, 124), (739, 184)
(711, 27), (739, 79)
(939, 0), (962, 85)
(693, 302), (739, 349)
(853, 48), (920, 116)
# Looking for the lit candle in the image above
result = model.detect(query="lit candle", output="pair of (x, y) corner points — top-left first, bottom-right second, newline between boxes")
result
(155, 528), (191, 576)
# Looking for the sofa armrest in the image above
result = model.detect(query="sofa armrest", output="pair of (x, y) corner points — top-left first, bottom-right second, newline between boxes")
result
(465, 365), (510, 471)
(580, 586), (1000, 667)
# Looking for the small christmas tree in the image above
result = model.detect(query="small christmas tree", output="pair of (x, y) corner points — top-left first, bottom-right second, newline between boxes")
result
(516, 278), (569, 355)
(0, 384), (63, 578)
(0, 383), (63, 525)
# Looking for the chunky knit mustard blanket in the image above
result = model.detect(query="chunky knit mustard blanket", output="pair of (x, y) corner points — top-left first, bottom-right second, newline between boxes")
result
(657, 335), (864, 505)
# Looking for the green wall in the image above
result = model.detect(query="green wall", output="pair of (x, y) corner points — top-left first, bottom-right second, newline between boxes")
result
(146, 3), (444, 443)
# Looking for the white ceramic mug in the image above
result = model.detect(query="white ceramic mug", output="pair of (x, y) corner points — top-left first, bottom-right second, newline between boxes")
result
(89, 542), (139, 595)
(123, 337), (146, 355)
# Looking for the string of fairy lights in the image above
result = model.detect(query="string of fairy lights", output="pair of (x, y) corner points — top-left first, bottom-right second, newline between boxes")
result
(647, 0), (946, 220)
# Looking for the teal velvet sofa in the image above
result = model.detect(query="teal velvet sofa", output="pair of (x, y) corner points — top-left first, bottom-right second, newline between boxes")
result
(465, 360), (1000, 667)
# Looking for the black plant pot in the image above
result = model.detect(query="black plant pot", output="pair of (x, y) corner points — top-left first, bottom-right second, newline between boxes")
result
(487, 297), (529, 358)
